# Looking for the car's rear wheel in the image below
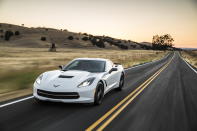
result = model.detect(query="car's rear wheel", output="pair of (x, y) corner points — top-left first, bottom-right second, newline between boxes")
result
(94, 82), (104, 105)
(116, 73), (124, 91)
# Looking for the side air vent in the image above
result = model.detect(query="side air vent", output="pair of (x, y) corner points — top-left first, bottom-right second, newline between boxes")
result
(58, 75), (74, 78)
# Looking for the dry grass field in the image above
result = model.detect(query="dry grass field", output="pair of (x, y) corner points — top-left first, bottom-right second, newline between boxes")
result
(181, 51), (197, 68)
(0, 47), (168, 102)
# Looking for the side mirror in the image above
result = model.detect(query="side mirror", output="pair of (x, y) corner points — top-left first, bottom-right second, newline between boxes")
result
(109, 67), (118, 74)
(58, 65), (63, 70)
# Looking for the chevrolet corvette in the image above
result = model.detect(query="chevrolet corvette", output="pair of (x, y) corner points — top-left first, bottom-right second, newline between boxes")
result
(33, 58), (124, 105)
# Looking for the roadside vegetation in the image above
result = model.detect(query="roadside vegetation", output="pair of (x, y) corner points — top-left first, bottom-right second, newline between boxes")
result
(0, 47), (168, 102)
(181, 51), (197, 68)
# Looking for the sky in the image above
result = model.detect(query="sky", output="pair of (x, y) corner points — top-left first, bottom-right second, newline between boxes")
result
(0, 0), (197, 48)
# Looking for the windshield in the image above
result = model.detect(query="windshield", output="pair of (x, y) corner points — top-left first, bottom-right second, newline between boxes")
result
(63, 60), (106, 73)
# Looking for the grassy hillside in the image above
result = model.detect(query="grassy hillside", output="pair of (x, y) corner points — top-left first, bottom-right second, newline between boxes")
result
(0, 23), (150, 49)
(181, 51), (197, 68)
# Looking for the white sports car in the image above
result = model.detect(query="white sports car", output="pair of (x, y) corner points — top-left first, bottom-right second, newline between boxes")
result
(33, 58), (125, 105)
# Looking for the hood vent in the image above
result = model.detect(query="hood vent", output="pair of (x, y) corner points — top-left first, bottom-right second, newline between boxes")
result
(58, 75), (74, 78)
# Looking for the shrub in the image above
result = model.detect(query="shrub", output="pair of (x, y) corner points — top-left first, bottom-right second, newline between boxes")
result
(91, 37), (105, 48)
(15, 31), (20, 35)
(119, 45), (128, 50)
(130, 45), (136, 48)
(49, 43), (56, 52)
(41, 36), (46, 41)
(82, 36), (89, 41)
(4, 30), (14, 41)
(68, 36), (74, 40)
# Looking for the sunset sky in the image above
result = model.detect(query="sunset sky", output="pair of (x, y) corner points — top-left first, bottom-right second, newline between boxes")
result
(0, 0), (196, 48)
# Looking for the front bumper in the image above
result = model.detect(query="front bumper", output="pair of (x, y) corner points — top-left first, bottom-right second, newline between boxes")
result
(33, 85), (95, 103)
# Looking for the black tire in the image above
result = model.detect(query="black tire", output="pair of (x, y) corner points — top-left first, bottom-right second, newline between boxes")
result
(116, 73), (124, 91)
(94, 82), (104, 105)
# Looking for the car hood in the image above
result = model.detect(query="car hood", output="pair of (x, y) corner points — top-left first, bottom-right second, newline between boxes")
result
(40, 70), (103, 90)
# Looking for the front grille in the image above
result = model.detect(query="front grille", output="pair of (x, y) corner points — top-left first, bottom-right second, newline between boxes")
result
(37, 89), (79, 99)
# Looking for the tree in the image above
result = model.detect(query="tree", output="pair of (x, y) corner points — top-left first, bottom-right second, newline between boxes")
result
(91, 37), (105, 48)
(4, 31), (14, 41)
(49, 43), (56, 52)
(152, 34), (174, 50)
(68, 36), (74, 40)
(15, 31), (20, 35)
(41, 36), (46, 41)
(82, 36), (89, 41)
(119, 45), (128, 50)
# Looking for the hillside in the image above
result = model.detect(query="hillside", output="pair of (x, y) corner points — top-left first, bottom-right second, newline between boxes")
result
(0, 23), (151, 50)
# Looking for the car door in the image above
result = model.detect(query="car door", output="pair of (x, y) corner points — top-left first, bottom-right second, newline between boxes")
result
(103, 61), (119, 92)
(109, 65), (120, 87)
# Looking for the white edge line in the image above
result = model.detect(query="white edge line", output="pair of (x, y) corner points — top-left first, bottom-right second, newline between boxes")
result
(180, 54), (197, 74)
(124, 52), (170, 71)
(0, 96), (33, 108)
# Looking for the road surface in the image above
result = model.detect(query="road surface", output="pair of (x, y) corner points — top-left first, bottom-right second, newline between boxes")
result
(0, 52), (197, 131)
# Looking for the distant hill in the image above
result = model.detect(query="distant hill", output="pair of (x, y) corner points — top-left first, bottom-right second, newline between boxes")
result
(181, 48), (197, 51)
(0, 23), (152, 50)
(140, 42), (152, 46)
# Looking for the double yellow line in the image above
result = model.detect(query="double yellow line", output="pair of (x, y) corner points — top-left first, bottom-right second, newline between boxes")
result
(86, 55), (174, 131)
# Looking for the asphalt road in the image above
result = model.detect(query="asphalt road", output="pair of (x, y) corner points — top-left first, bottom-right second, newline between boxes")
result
(0, 52), (197, 131)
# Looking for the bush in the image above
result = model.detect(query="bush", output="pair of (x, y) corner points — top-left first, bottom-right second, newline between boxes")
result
(68, 36), (74, 40)
(82, 36), (89, 41)
(119, 45), (128, 50)
(4, 30), (14, 41)
(15, 31), (20, 35)
(130, 45), (136, 48)
(41, 36), (46, 41)
(91, 37), (105, 48)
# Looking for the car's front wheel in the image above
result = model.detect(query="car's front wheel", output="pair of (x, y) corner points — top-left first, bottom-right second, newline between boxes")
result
(94, 82), (104, 105)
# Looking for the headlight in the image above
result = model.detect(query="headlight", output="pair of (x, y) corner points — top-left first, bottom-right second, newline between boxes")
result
(36, 74), (43, 85)
(78, 77), (95, 88)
